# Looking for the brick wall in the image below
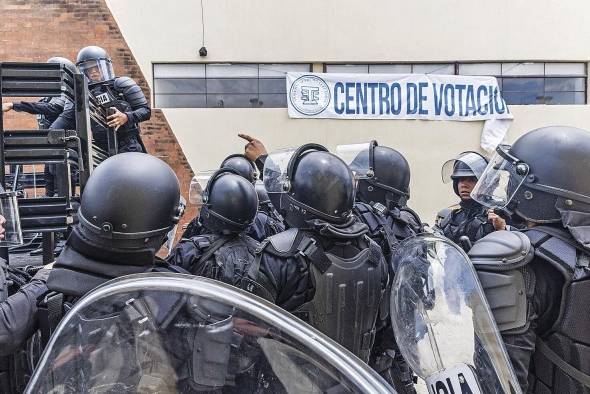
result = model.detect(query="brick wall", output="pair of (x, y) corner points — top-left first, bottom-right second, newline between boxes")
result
(0, 0), (196, 242)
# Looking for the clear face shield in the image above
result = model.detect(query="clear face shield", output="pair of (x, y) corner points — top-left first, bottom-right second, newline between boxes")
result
(188, 170), (216, 207)
(78, 59), (115, 83)
(470, 145), (530, 210)
(262, 148), (298, 212)
(0, 192), (23, 246)
(335, 142), (374, 197)
(441, 152), (488, 183)
(163, 196), (186, 255)
(335, 142), (373, 180)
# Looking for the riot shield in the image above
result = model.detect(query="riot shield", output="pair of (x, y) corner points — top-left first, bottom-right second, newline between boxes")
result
(390, 234), (521, 394)
(27, 273), (394, 394)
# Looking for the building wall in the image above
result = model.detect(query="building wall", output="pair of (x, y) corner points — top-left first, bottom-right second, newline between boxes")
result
(107, 0), (590, 220)
(0, 0), (196, 229)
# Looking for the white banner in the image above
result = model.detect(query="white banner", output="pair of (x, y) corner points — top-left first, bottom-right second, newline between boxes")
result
(286, 72), (513, 152)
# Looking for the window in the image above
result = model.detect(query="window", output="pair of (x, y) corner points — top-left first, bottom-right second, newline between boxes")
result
(458, 62), (586, 105)
(325, 63), (455, 75)
(153, 63), (311, 108)
(325, 62), (586, 105)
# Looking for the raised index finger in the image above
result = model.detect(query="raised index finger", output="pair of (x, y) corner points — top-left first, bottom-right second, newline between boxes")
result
(238, 133), (255, 142)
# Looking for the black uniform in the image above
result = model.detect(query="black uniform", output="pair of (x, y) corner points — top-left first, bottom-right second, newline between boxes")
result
(51, 77), (149, 153)
(467, 126), (590, 393)
(435, 199), (495, 246)
(338, 140), (421, 392)
(12, 96), (71, 196)
(258, 145), (389, 364)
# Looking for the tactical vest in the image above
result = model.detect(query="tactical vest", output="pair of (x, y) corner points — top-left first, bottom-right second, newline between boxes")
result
(256, 228), (387, 363)
(180, 233), (275, 302)
(437, 203), (493, 247)
(353, 202), (419, 266)
(90, 77), (144, 140)
(524, 227), (590, 394)
(469, 228), (590, 394)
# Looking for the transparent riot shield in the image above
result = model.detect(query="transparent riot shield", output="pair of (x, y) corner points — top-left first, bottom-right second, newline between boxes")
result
(27, 273), (394, 394)
(390, 235), (521, 394)
(0, 192), (23, 246)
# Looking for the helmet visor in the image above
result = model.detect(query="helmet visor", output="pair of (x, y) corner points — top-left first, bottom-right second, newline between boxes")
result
(78, 59), (114, 83)
(262, 148), (297, 194)
(335, 142), (372, 179)
(441, 152), (488, 183)
(188, 170), (215, 206)
(470, 145), (529, 209)
(0, 192), (23, 246)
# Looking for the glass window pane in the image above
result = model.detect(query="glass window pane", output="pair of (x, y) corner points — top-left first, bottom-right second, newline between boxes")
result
(154, 78), (206, 94)
(458, 63), (501, 76)
(206, 64), (258, 78)
(542, 91), (578, 105)
(502, 92), (544, 105)
(206, 94), (259, 108)
(544, 77), (585, 92)
(412, 64), (455, 75)
(153, 64), (205, 78)
(259, 78), (286, 94)
(501, 63), (544, 76)
(575, 91), (586, 104)
(258, 94), (288, 107)
(501, 78), (544, 92)
(154, 94), (206, 108)
(544, 63), (586, 76)
(325, 64), (369, 74)
(207, 78), (258, 94)
(259, 64), (310, 77)
(369, 64), (412, 74)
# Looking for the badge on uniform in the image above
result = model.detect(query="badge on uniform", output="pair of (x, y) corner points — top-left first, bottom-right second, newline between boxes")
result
(96, 92), (111, 105)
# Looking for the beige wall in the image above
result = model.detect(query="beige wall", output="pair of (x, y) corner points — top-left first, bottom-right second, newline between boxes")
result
(106, 0), (590, 221)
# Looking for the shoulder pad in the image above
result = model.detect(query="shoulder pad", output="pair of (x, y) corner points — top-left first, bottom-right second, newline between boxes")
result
(399, 207), (423, 229)
(114, 77), (147, 107)
(524, 226), (580, 274)
(113, 76), (137, 90)
(264, 228), (300, 255)
(468, 230), (533, 271)
(437, 204), (459, 218)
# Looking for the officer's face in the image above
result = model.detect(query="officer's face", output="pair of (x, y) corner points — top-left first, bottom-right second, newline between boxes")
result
(86, 66), (102, 82)
(457, 177), (478, 200)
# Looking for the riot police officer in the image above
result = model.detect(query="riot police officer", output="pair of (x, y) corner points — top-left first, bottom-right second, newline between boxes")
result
(0, 153), (185, 361)
(252, 144), (388, 363)
(435, 151), (506, 249)
(339, 141), (422, 393)
(182, 154), (284, 241)
(467, 126), (590, 393)
(51, 46), (150, 153)
(168, 168), (261, 291)
(2, 57), (76, 196)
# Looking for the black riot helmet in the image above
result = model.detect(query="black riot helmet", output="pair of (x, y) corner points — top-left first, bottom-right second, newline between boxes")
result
(263, 144), (355, 229)
(220, 154), (257, 183)
(441, 151), (488, 196)
(47, 57), (77, 74)
(199, 168), (258, 234)
(472, 127), (590, 236)
(347, 141), (411, 208)
(76, 45), (115, 83)
(77, 153), (184, 256)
